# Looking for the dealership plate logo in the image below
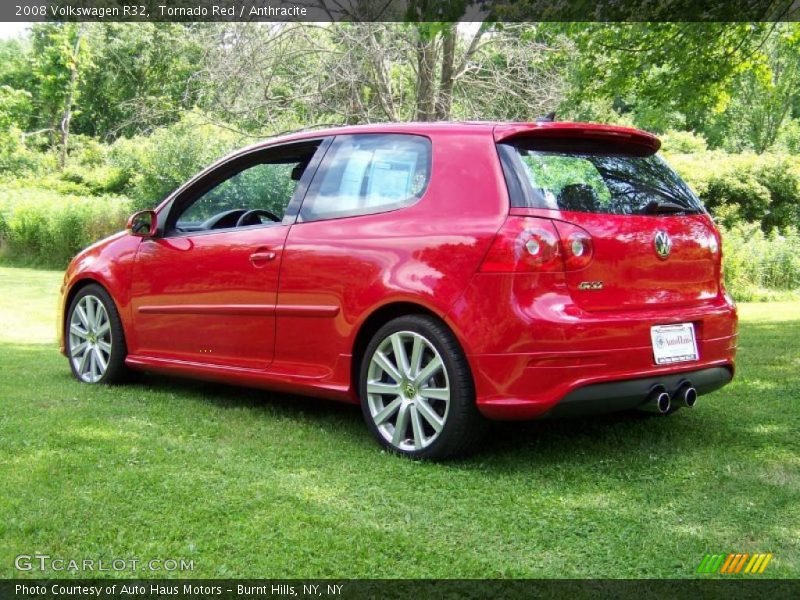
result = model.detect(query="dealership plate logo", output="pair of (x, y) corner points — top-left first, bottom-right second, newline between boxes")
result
(654, 230), (672, 260)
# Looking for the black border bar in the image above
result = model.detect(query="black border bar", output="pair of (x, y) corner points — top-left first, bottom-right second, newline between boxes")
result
(2, 0), (799, 22)
(3, 579), (800, 600)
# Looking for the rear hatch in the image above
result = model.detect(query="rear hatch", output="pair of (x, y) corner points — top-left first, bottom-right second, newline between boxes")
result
(495, 124), (721, 311)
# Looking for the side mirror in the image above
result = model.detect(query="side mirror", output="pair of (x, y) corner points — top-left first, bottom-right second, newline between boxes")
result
(127, 210), (158, 238)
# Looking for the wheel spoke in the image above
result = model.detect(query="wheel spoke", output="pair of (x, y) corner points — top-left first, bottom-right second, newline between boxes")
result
(372, 350), (403, 383)
(414, 355), (442, 387)
(392, 403), (410, 446)
(85, 297), (96, 329)
(89, 350), (98, 381)
(70, 323), (88, 338)
(97, 340), (112, 355)
(390, 333), (410, 377)
(94, 305), (107, 331)
(96, 321), (110, 337)
(367, 381), (400, 396)
(75, 305), (89, 328)
(419, 386), (449, 401)
(373, 397), (402, 425)
(416, 398), (444, 433)
(94, 347), (108, 372)
(409, 335), (424, 378)
(78, 346), (91, 376)
(409, 405), (425, 450)
(70, 341), (88, 357)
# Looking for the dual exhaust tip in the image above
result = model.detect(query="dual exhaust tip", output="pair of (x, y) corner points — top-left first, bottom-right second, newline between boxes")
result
(639, 382), (697, 415)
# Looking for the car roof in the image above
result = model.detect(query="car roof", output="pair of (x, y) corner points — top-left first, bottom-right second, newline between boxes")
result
(241, 121), (661, 153)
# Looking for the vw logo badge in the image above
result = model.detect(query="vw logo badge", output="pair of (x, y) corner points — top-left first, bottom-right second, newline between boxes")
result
(654, 231), (672, 260)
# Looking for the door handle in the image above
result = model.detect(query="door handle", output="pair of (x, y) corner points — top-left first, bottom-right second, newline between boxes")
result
(250, 249), (277, 265)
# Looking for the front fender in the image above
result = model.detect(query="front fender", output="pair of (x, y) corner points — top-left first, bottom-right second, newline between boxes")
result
(58, 232), (140, 354)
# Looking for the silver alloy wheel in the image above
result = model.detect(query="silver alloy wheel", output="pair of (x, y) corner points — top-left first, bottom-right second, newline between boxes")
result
(69, 294), (112, 383)
(366, 331), (450, 451)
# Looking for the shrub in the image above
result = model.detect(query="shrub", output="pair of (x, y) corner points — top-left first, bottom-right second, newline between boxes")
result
(669, 150), (800, 232)
(60, 164), (129, 195)
(0, 85), (32, 131)
(659, 130), (708, 154)
(775, 117), (800, 154)
(705, 169), (772, 224)
(0, 127), (56, 178)
(721, 222), (800, 302)
(0, 186), (132, 268)
(562, 98), (637, 128)
(68, 134), (108, 167)
(753, 156), (800, 231)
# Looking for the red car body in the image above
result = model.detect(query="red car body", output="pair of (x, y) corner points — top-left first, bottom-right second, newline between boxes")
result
(59, 122), (737, 425)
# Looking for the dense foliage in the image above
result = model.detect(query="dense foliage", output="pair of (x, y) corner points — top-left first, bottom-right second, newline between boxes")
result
(3, 22), (799, 152)
(0, 186), (131, 267)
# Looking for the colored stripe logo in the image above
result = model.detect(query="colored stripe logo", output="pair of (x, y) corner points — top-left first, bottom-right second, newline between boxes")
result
(697, 553), (772, 574)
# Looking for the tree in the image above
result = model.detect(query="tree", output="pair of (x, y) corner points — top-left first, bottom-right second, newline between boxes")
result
(553, 23), (781, 137)
(28, 23), (93, 168)
(710, 23), (800, 152)
(75, 23), (207, 138)
(194, 22), (568, 131)
(57, 24), (86, 168)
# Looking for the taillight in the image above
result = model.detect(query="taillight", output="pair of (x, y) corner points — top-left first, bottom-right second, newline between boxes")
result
(480, 217), (593, 273)
(553, 221), (593, 271)
(479, 217), (561, 272)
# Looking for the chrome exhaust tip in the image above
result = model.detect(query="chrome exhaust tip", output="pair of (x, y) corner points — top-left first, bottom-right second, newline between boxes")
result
(639, 386), (672, 414)
(675, 384), (698, 409)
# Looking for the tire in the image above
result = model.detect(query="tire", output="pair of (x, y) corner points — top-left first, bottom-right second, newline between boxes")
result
(66, 283), (129, 384)
(359, 315), (484, 459)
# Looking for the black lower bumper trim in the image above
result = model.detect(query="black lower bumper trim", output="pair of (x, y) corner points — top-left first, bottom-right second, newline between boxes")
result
(545, 366), (733, 418)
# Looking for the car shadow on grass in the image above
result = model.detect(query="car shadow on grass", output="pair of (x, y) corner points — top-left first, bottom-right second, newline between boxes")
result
(123, 369), (738, 470)
(9, 339), (788, 472)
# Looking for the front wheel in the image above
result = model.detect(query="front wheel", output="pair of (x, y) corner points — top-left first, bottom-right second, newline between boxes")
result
(359, 315), (484, 459)
(66, 284), (129, 384)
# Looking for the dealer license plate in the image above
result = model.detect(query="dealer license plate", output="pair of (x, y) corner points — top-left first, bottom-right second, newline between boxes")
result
(651, 323), (698, 365)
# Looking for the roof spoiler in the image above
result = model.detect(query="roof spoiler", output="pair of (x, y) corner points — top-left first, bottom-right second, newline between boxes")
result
(493, 122), (661, 155)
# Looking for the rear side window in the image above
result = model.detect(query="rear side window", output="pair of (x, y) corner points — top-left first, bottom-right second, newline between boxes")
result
(300, 134), (431, 222)
(498, 142), (703, 215)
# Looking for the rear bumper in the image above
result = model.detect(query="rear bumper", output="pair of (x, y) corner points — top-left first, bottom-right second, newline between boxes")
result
(471, 349), (736, 420)
(449, 274), (738, 420)
(544, 366), (732, 418)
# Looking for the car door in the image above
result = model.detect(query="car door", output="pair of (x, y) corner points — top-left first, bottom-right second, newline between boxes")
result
(273, 134), (434, 382)
(129, 139), (327, 370)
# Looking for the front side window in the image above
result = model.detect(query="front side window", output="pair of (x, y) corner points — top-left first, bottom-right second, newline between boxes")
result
(500, 143), (703, 215)
(179, 163), (297, 224)
(170, 142), (319, 234)
(300, 134), (431, 222)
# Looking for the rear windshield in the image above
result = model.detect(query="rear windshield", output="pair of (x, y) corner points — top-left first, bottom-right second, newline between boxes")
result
(498, 143), (704, 215)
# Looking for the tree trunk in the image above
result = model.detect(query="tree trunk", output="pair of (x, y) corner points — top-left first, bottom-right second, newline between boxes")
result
(366, 25), (398, 121)
(435, 25), (456, 120)
(414, 31), (438, 121)
(59, 25), (84, 170)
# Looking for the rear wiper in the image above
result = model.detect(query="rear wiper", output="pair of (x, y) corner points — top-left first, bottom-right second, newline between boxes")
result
(640, 199), (691, 215)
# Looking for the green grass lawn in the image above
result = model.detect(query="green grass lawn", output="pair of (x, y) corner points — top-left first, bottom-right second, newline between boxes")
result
(0, 266), (798, 579)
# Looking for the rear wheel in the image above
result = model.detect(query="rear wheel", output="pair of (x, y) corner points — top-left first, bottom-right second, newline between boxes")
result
(359, 315), (483, 459)
(66, 284), (129, 384)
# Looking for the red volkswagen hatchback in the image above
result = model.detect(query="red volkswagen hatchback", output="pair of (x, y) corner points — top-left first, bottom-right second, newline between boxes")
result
(59, 122), (737, 459)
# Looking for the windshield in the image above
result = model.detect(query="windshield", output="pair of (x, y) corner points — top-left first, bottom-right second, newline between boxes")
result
(499, 145), (704, 215)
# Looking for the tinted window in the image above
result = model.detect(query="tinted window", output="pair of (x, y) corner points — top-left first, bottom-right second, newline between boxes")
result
(300, 134), (431, 222)
(500, 144), (703, 215)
